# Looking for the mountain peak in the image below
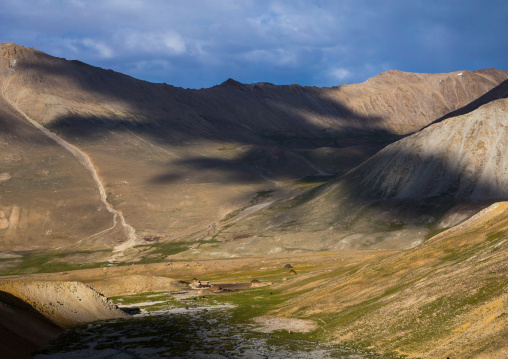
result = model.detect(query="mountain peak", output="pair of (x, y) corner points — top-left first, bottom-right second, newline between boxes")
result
(220, 78), (244, 87)
(0, 42), (33, 55)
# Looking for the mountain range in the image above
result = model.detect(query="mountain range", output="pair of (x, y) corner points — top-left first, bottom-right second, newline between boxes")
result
(0, 42), (507, 358)
(1, 42), (507, 263)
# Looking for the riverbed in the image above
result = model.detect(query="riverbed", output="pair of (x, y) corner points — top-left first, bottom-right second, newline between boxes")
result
(35, 291), (385, 358)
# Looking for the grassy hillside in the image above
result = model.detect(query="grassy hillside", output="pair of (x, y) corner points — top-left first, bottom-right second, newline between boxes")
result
(272, 202), (508, 358)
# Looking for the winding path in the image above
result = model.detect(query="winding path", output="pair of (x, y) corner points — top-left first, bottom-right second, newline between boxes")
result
(2, 89), (137, 254)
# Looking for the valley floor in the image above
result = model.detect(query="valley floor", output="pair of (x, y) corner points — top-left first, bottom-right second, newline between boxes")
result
(2, 211), (507, 359)
(35, 290), (381, 358)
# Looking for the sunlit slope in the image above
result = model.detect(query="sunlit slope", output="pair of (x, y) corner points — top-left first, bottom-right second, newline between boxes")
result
(0, 92), (121, 253)
(348, 93), (508, 201)
(205, 87), (508, 256)
(274, 201), (508, 358)
(0, 280), (129, 357)
(0, 280), (129, 327)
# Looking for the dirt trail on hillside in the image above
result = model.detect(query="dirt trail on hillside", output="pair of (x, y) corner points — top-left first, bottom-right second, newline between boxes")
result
(1, 84), (137, 254)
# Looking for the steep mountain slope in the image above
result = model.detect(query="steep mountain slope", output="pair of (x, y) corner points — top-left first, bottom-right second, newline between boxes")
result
(0, 280), (129, 357)
(3, 43), (505, 138)
(0, 42), (507, 266)
(205, 81), (508, 256)
(275, 201), (508, 358)
(349, 96), (508, 201)
(0, 290), (62, 358)
(0, 280), (129, 327)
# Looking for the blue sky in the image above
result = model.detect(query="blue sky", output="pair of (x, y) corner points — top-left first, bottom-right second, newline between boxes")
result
(1, 0), (507, 88)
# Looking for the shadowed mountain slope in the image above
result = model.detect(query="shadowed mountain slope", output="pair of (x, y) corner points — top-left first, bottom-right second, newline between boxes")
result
(0, 42), (507, 265)
(0, 290), (62, 358)
(202, 81), (508, 256)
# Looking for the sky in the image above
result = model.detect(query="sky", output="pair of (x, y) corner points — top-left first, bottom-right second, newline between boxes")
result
(1, 0), (507, 88)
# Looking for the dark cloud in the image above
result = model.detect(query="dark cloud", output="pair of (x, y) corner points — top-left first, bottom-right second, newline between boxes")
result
(1, 0), (507, 88)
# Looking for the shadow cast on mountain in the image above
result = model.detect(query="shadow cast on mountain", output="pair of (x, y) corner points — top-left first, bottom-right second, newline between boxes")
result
(421, 79), (508, 130)
(13, 52), (508, 229)
(16, 55), (393, 142)
(0, 104), (62, 146)
(44, 111), (398, 187)
(149, 157), (260, 185)
(20, 53), (402, 187)
(259, 132), (508, 239)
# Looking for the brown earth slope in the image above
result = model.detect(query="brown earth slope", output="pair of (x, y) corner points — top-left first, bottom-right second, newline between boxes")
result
(0, 42), (507, 263)
(0, 280), (129, 327)
(0, 280), (129, 358)
(89, 274), (190, 297)
(204, 81), (508, 256)
(0, 93), (121, 253)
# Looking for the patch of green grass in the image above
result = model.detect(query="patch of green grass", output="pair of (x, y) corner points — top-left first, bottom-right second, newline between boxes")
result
(293, 181), (328, 189)
(397, 277), (507, 350)
(0, 250), (111, 276)
(35, 324), (93, 353)
(251, 189), (275, 203)
(140, 242), (190, 260)
(205, 263), (320, 283)
(214, 287), (303, 322)
(439, 231), (500, 263)
(110, 292), (187, 308)
(130, 240), (219, 264)
(0, 257), (18, 263)
(286, 174), (335, 190)
(487, 230), (506, 242)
